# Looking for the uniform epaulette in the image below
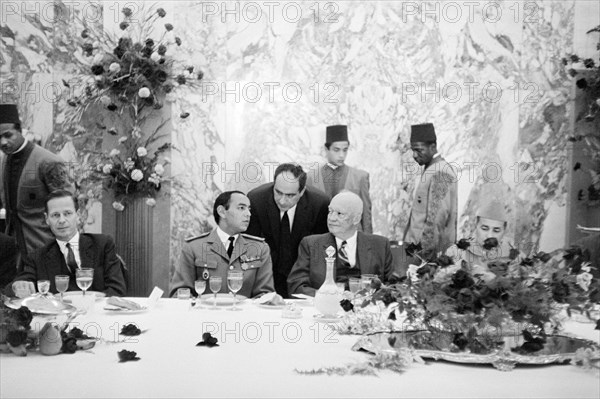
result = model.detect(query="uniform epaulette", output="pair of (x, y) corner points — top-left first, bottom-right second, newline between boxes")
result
(185, 232), (210, 242)
(241, 233), (265, 242)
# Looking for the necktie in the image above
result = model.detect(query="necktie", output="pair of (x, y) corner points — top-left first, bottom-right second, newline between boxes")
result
(338, 241), (350, 266)
(66, 243), (78, 273)
(227, 236), (235, 258)
(278, 211), (293, 296)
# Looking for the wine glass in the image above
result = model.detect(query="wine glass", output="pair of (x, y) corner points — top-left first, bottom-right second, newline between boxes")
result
(194, 279), (206, 298)
(37, 280), (50, 297)
(227, 271), (243, 311)
(76, 268), (94, 296)
(209, 276), (222, 309)
(55, 275), (70, 301)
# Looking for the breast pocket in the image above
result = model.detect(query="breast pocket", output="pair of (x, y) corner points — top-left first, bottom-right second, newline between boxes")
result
(18, 185), (46, 210)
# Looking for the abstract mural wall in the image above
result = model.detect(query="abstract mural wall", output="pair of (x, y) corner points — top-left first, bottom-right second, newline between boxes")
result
(1, 1), (598, 287)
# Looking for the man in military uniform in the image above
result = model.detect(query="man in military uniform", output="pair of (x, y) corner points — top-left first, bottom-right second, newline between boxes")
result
(403, 123), (457, 259)
(170, 191), (274, 298)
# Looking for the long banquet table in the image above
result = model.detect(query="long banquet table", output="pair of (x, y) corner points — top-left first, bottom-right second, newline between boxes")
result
(1, 297), (599, 398)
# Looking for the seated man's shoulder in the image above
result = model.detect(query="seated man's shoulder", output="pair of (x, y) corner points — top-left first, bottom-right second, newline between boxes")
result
(361, 232), (390, 245)
(81, 233), (115, 245)
(240, 233), (265, 242)
(247, 183), (272, 198)
(185, 232), (210, 242)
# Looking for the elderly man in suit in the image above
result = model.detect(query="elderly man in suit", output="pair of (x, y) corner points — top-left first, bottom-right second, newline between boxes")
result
(0, 104), (73, 262)
(246, 163), (330, 298)
(7, 189), (126, 298)
(306, 125), (372, 233)
(170, 190), (274, 298)
(403, 123), (458, 259)
(287, 191), (394, 296)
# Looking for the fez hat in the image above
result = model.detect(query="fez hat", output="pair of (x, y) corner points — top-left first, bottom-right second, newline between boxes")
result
(476, 200), (507, 223)
(0, 104), (21, 125)
(326, 125), (348, 143)
(410, 123), (436, 143)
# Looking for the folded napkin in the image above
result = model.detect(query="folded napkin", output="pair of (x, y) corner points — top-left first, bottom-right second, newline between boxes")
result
(106, 297), (144, 310)
(254, 292), (285, 305)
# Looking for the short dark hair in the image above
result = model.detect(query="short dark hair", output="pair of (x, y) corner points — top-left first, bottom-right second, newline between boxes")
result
(213, 190), (245, 224)
(324, 140), (350, 150)
(273, 163), (307, 191)
(45, 189), (78, 213)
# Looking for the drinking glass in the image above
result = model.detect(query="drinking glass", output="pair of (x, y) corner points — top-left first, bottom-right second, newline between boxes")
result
(76, 268), (94, 296)
(349, 277), (362, 296)
(194, 279), (206, 298)
(55, 275), (70, 301)
(37, 280), (50, 296)
(209, 276), (222, 309)
(227, 271), (243, 311)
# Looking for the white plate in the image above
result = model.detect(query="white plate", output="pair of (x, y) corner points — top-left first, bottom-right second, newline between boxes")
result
(63, 291), (106, 301)
(200, 293), (247, 306)
(313, 314), (343, 323)
(104, 305), (148, 314)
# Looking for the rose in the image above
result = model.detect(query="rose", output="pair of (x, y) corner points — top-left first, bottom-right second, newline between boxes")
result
(81, 29), (89, 38)
(82, 42), (93, 56)
(91, 65), (104, 75)
(108, 62), (121, 73)
(576, 272), (593, 291)
(120, 324), (142, 336)
(154, 69), (168, 83)
(175, 37), (182, 46)
(118, 349), (140, 362)
(339, 299), (354, 312)
(124, 159), (135, 170)
(130, 169), (144, 181)
(119, 22), (129, 30)
(112, 202), (125, 211)
(122, 7), (132, 17)
(102, 164), (113, 174)
(435, 254), (454, 267)
(107, 103), (117, 111)
(153, 164), (165, 175)
(165, 23), (174, 31)
(404, 242), (422, 258)
(451, 269), (475, 290)
(146, 198), (156, 207)
(109, 149), (120, 157)
(6, 330), (28, 347)
(157, 45), (167, 56)
(456, 238), (471, 250)
(157, 8), (166, 17)
(150, 52), (161, 62)
(12, 307), (32, 328)
(136, 147), (148, 157)
(138, 87), (151, 98)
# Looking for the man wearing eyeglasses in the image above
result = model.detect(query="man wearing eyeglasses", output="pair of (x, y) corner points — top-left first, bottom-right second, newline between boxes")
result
(287, 191), (394, 297)
(246, 163), (330, 298)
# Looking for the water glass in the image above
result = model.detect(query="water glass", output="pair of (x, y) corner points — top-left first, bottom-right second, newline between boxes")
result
(177, 288), (191, 300)
(209, 276), (222, 309)
(55, 275), (70, 301)
(194, 279), (206, 297)
(75, 268), (94, 296)
(37, 280), (50, 296)
(349, 277), (362, 296)
(336, 282), (345, 294)
(227, 271), (243, 311)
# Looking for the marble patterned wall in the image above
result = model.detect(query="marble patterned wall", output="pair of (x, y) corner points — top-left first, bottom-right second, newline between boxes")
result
(1, 0), (593, 282)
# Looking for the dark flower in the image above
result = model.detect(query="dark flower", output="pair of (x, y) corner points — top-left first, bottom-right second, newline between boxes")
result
(165, 23), (174, 31)
(141, 47), (153, 58)
(574, 162), (581, 171)
(122, 7), (132, 17)
(180, 112), (190, 119)
(387, 311), (396, 321)
(154, 69), (168, 83)
(119, 22), (129, 30)
(82, 42), (94, 56)
(157, 8), (166, 17)
(91, 65), (104, 75)
(176, 74), (187, 85)
(482, 237), (499, 250)
(436, 254), (454, 267)
(164, 84), (174, 93)
(381, 289), (396, 307)
(12, 307), (32, 328)
(197, 332), (219, 347)
(583, 58), (595, 68)
(175, 37), (182, 46)
(67, 327), (88, 339)
(370, 277), (382, 291)
(561, 57), (568, 66)
(120, 324), (142, 336)
(567, 68), (578, 77)
(452, 332), (469, 350)
(118, 349), (140, 362)
(67, 99), (77, 107)
(186, 66), (194, 73)
(340, 299), (354, 312)
(570, 54), (580, 63)
(563, 246), (583, 261)
(451, 269), (474, 290)
(520, 257), (534, 266)
(456, 238), (471, 250)
(576, 78), (588, 89)
(158, 58), (166, 65)
(536, 251), (552, 263)
(387, 272), (403, 285)
(552, 281), (570, 303)
(157, 44), (167, 56)
(197, 71), (204, 80)
(133, 42), (144, 52)
(145, 39), (154, 48)
(107, 128), (118, 136)
(404, 242), (422, 258)
(107, 103), (118, 111)
(61, 336), (77, 354)
(6, 330), (28, 347)
(153, 102), (163, 110)
(81, 29), (89, 38)
(416, 264), (434, 278)
(508, 247), (519, 260)
(595, 319), (600, 330)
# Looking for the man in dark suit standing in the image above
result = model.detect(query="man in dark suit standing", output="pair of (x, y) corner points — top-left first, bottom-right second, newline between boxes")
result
(7, 189), (126, 298)
(0, 103), (73, 262)
(246, 163), (329, 298)
(287, 191), (394, 296)
(307, 125), (372, 233)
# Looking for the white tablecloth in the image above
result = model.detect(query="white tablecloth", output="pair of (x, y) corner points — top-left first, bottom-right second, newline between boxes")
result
(1, 298), (599, 398)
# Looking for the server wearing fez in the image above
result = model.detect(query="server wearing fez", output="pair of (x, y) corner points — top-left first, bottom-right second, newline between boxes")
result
(306, 125), (372, 233)
(403, 123), (457, 258)
(0, 104), (73, 261)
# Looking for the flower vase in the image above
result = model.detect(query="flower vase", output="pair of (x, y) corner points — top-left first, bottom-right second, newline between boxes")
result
(314, 248), (342, 317)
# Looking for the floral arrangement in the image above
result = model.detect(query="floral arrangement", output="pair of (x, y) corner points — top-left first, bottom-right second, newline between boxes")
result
(337, 239), (600, 339)
(66, 4), (203, 210)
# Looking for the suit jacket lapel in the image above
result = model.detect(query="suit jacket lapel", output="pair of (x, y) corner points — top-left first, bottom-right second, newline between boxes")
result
(291, 193), (309, 239)
(79, 234), (95, 269)
(230, 234), (248, 264)
(267, 195), (281, 248)
(43, 241), (69, 278)
(207, 230), (230, 263)
(356, 232), (373, 272)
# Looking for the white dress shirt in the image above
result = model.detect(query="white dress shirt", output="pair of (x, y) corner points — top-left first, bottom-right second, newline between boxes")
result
(56, 231), (81, 270)
(216, 227), (238, 252)
(335, 231), (357, 267)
